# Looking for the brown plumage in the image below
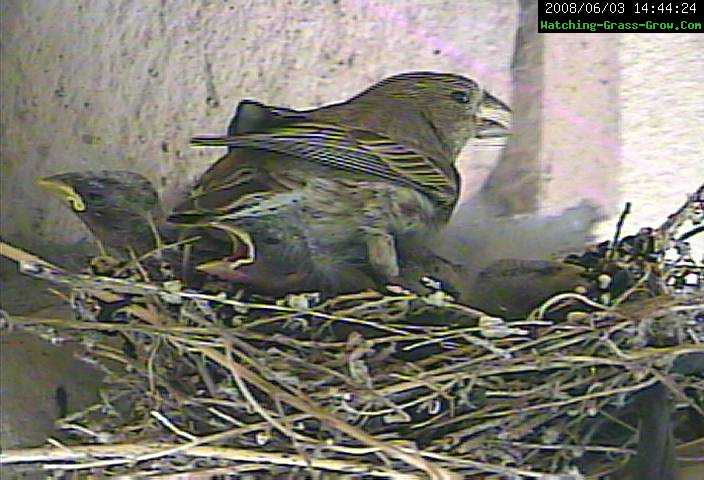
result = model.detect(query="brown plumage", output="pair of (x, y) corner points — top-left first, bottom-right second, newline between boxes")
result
(177, 71), (511, 283)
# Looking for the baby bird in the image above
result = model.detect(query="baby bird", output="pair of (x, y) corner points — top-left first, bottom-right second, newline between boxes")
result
(197, 176), (435, 294)
(37, 171), (163, 259)
(38, 170), (589, 313)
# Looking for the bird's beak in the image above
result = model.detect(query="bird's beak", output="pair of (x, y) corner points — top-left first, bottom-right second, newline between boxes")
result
(36, 177), (86, 212)
(196, 259), (251, 280)
(475, 92), (512, 139)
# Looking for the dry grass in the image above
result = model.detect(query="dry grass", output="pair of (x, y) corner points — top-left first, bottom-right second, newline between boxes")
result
(1, 186), (702, 479)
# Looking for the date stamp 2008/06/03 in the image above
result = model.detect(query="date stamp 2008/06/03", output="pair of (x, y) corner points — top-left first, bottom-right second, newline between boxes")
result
(538, 1), (701, 32)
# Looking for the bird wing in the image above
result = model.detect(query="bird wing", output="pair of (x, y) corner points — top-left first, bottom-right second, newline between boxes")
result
(190, 123), (458, 207)
(228, 100), (304, 136)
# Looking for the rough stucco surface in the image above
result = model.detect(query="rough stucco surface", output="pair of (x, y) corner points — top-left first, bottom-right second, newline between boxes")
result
(0, 0), (516, 248)
(541, 33), (620, 216)
(613, 33), (704, 239)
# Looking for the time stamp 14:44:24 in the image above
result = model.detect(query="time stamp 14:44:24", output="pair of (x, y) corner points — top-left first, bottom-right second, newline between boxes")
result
(543, 2), (698, 15)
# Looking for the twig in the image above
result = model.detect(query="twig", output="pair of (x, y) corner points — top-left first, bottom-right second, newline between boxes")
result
(197, 346), (460, 480)
(609, 202), (631, 261)
(0, 444), (422, 479)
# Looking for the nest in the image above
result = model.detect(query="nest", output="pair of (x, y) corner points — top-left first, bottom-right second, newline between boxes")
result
(1, 187), (702, 479)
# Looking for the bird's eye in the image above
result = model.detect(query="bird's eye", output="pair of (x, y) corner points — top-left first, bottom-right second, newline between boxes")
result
(451, 91), (471, 104)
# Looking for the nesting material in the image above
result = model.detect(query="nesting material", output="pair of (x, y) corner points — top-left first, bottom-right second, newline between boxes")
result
(1, 187), (702, 479)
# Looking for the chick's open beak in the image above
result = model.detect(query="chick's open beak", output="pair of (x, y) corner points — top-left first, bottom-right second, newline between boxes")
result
(476, 92), (512, 139)
(196, 259), (250, 280)
(197, 258), (309, 294)
(36, 177), (86, 212)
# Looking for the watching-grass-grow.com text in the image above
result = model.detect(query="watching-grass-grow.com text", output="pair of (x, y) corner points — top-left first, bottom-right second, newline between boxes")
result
(540, 19), (702, 31)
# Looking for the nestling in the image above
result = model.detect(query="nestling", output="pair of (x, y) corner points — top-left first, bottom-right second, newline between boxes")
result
(37, 171), (163, 259)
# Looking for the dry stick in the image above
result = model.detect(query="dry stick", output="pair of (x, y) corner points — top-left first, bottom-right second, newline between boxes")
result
(378, 352), (642, 400)
(431, 376), (661, 434)
(531, 292), (609, 321)
(0, 444), (421, 479)
(0, 240), (121, 302)
(608, 202), (631, 261)
(0, 241), (56, 267)
(676, 436), (704, 453)
(1, 240), (407, 336)
(129, 413), (313, 463)
(110, 345), (433, 473)
(113, 235), (202, 276)
(197, 346), (460, 480)
(113, 465), (267, 479)
(2, 242), (413, 336)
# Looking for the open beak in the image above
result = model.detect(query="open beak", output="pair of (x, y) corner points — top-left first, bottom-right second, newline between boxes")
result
(196, 259), (252, 281)
(36, 176), (86, 212)
(197, 258), (308, 294)
(475, 92), (512, 139)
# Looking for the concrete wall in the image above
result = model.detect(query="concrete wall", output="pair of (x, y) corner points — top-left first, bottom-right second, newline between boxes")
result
(0, 0), (516, 248)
